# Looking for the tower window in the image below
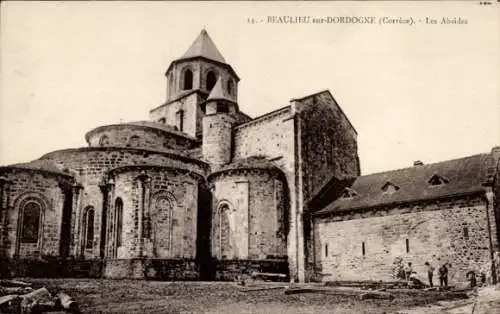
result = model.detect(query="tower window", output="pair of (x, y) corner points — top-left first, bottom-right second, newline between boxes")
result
(183, 69), (193, 90)
(168, 73), (174, 96)
(176, 110), (184, 132)
(325, 244), (328, 257)
(463, 227), (469, 239)
(206, 71), (217, 91)
(405, 238), (410, 253)
(216, 103), (229, 113)
(227, 79), (234, 95)
(362, 242), (366, 256)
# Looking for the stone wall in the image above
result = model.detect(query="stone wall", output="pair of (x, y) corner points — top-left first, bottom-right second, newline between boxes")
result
(233, 107), (293, 163)
(209, 170), (288, 261)
(202, 113), (234, 165)
(86, 124), (198, 152)
(0, 168), (71, 259)
(294, 91), (360, 281)
(107, 166), (199, 260)
(295, 91), (359, 202)
(313, 195), (494, 284)
(1, 258), (104, 278)
(233, 106), (305, 280)
(39, 147), (208, 259)
(150, 92), (205, 138)
(104, 258), (198, 280)
(213, 259), (289, 281)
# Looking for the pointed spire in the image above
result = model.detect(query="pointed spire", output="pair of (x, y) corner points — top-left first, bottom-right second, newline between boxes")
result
(181, 29), (226, 63)
(207, 78), (233, 102)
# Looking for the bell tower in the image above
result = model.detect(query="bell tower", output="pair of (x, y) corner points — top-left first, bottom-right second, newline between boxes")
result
(149, 30), (240, 138)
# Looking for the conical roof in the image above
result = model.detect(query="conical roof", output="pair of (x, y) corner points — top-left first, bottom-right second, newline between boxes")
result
(180, 29), (226, 63)
(207, 78), (233, 102)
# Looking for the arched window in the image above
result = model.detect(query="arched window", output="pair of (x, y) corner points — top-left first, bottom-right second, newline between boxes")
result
(183, 69), (193, 90)
(82, 207), (94, 249)
(127, 135), (140, 147)
(206, 71), (217, 91)
(151, 192), (176, 257)
(99, 135), (110, 147)
(115, 198), (123, 248)
(21, 201), (42, 243)
(214, 202), (232, 259)
(227, 79), (234, 95)
(168, 72), (174, 96)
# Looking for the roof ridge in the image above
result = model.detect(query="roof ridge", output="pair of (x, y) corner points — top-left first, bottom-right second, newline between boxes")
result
(361, 153), (488, 177)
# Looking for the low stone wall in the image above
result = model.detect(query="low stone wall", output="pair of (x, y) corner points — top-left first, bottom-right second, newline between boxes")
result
(103, 258), (199, 280)
(213, 259), (289, 281)
(0, 258), (103, 278)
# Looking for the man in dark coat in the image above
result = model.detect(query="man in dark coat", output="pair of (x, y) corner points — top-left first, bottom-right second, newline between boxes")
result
(439, 263), (449, 287)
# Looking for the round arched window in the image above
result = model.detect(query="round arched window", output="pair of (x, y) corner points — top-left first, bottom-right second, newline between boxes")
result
(99, 135), (110, 147)
(82, 207), (95, 250)
(115, 198), (123, 248)
(21, 201), (42, 243)
(127, 135), (140, 147)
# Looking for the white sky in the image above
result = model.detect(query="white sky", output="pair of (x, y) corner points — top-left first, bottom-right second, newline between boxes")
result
(1, 2), (499, 175)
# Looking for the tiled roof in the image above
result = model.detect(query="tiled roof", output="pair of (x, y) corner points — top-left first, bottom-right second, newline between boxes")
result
(180, 30), (226, 64)
(316, 153), (491, 215)
(9, 159), (72, 177)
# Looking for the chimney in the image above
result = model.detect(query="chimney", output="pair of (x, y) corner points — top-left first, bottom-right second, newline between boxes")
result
(413, 160), (424, 166)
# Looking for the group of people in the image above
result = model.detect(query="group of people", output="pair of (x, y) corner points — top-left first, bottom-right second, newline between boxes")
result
(403, 261), (450, 288)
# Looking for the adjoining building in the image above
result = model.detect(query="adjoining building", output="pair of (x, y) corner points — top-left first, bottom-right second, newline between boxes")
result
(1, 30), (498, 284)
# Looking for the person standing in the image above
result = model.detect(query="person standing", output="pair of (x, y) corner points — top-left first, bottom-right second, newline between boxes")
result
(439, 263), (449, 287)
(404, 262), (413, 281)
(425, 262), (435, 287)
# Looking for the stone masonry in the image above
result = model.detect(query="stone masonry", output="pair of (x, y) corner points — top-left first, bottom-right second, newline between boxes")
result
(0, 29), (498, 284)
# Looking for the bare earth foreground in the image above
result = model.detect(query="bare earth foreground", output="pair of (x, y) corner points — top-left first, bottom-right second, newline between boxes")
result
(17, 278), (475, 314)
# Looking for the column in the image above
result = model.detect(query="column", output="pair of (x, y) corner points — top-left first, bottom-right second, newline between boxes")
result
(70, 184), (83, 257)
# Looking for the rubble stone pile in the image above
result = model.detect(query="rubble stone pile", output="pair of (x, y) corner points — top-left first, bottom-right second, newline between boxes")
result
(0, 280), (79, 314)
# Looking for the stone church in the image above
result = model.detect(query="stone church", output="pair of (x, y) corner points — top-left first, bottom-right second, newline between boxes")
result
(1, 30), (499, 284)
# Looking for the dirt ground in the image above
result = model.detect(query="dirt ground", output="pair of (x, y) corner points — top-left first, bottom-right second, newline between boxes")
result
(22, 278), (461, 314)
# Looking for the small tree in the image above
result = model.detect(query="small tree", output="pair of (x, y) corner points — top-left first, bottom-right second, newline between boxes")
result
(392, 256), (406, 280)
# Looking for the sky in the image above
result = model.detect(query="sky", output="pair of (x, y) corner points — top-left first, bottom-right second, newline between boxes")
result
(1, 1), (499, 175)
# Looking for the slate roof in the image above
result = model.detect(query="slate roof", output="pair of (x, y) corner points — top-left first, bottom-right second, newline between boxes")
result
(209, 156), (281, 177)
(127, 120), (180, 133)
(7, 159), (72, 177)
(180, 29), (226, 64)
(86, 121), (199, 142)
(207, 78), (234, 103)
(315, 153), (492, 215)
